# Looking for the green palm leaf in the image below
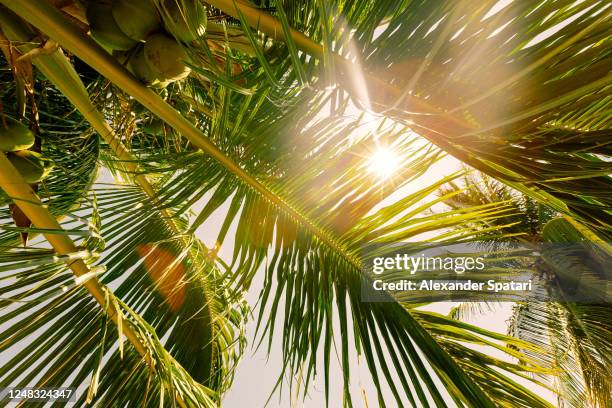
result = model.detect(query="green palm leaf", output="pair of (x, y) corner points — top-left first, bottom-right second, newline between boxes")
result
(1, 0), (609, 406)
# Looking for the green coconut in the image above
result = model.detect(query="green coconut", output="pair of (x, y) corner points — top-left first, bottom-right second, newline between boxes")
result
(7, 151), (54, 184)
(127, 47), (171, 89)
(144, 33), (191, 82)
(87, 3), (138, 51)
(112, 0), (161, 42)
(0, 116), (34, 152)
(112, 49), (131, 65)
(162, 0), (207, 43)
(128, 46), (158, 84)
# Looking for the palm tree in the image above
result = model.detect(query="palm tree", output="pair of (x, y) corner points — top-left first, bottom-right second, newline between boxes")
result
(439, 174), (611, 408)
(0, 0), (609, 406)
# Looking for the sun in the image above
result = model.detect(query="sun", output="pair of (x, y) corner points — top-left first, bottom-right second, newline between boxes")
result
(367, 148), (400, 179)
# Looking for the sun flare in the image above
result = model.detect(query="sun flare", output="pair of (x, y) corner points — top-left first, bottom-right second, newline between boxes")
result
(367, 148), (400, 179)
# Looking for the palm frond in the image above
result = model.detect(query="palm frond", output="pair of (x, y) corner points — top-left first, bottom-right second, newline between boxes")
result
(0, 178), (248, 405)
(207, 0), (612, 235)
(1, 0), (609, 406)
(0, 10), (251, 397)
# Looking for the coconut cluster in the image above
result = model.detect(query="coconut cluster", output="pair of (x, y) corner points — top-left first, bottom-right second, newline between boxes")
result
(0, 116), (54, 183)
(86, 0), (207, 88)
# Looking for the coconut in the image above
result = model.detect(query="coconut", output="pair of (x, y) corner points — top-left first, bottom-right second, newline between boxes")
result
(0, 116), (34, 152)
(128, 46), (158, 84)
(161, 0), (207, 43)
(87, 3), (138, 51)
(112, 0), (161, 42)
(144, 33), (191, 82)
(7, 151), (54, 184)
(112, 50), (131, 65)
(127, 46), (172, 89)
